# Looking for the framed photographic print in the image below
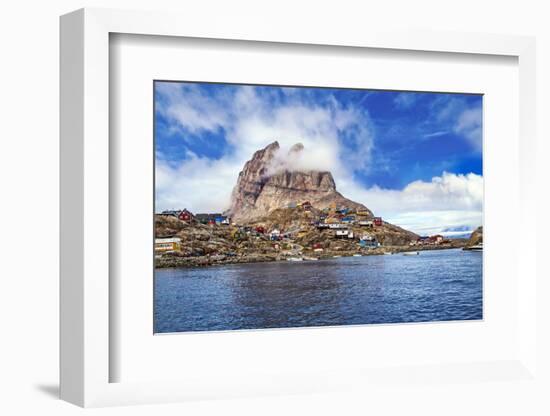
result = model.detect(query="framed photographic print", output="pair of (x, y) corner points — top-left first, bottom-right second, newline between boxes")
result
(60, 8), (539, 408)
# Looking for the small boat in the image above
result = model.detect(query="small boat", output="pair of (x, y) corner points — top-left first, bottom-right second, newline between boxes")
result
(464, 243), (483, 251)
(332, 255), (342, 258)
(286, 257), (304, 262)
(384, 252), (392, 255)
(353, 254), (362, 257)
(403, 251), (420, 256)
(303, 256), (319, 261)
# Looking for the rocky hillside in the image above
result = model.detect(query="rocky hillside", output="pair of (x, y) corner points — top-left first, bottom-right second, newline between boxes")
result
(227, 141), (372, 223)
(248, 207), (417, 246)
(155, 212), (419, 269)
(467, 226), (483, 246)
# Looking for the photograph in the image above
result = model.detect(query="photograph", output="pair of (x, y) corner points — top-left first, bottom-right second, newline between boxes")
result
(153, 81), (483, 333)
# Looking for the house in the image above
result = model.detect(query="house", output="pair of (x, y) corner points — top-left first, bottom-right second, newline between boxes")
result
(341, 215), (355, 223)
(432, 235), (444, 244)
(358, 220), (373, 227)
(270, 229), (281, 241)
(302, 201), (312, 211)
(160, 210), (181, 217)
(359, 234), (379, 248)
(287, 201), (297, 208)
(194, 213), (210, 224)
(255, 226), (266, 234)
(426, 234), (444, 245)
(328, 223), (346, 229)
(356, 210), (371, 217)
(178, 209), (194, 222)
(335, 229), (349, 237)
(373, 217), (383, 226)
(337, 207), (350, 215)
(195, 213), (223, 224)
(155, 237), (181, 253)
(415, 236), (430, 245)
(360, 238), (379, 248)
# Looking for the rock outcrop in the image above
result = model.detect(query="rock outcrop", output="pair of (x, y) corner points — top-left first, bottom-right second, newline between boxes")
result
(227, 141), (372, 223)
(467, 226), (483, 246)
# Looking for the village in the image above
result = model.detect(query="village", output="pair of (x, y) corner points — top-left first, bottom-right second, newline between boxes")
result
(155, 201), (464, 268)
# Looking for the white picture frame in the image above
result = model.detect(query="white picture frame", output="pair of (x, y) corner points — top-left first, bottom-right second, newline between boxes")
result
(60, 8), (538, 408)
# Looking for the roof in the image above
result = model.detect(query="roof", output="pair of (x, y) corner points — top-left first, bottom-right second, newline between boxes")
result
(195, 213), (224, 221)
(155, 237), (181, 243)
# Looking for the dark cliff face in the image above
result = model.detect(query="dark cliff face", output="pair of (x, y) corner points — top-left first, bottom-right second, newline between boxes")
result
(227, 141), (372, 223)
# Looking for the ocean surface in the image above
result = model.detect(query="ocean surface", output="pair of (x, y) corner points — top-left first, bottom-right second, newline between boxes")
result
(154, 248), (482, 333)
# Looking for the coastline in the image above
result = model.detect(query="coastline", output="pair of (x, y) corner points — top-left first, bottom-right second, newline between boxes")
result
(155, 242), (468, 269)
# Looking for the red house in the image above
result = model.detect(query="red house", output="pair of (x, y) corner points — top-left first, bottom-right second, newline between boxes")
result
(178, 209), (194, 222)
(373, 217), (383, 226)
(255, 226), (266, 234)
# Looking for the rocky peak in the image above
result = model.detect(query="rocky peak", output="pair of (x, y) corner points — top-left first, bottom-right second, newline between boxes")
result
(227, 142), (373, 223)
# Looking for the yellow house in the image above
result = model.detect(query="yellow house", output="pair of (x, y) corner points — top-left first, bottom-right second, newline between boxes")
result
(155, 237), (181, 253)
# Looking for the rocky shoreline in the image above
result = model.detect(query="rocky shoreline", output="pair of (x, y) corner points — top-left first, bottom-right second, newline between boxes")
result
(155, 241), (467, 269)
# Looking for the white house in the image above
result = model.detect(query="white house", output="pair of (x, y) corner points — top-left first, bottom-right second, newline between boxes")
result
(155, 237), (181, 253)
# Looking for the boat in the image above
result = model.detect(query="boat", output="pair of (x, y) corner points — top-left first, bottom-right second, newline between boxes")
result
(384, 252), (393, 255)
(286, 257), (304, 262)
(353, 254), (362, 257)
(403, 251), (420, 256)
(332, 255), (342, 258)
(303, 256), (319, 261)
(464, 243), (483, 251)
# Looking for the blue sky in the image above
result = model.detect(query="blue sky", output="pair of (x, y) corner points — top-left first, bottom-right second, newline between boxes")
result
(155, 81), (483, 236)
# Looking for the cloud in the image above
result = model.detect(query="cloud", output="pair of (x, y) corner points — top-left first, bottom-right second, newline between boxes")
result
(155, 83), (375, 212)
(454, 107), (482, 150)
(430, 95), (483, 151)
(155, 153), (237, 213)
(336, 172), (483, 235)
(155, 82), (229, 134)
(423, 131), (448, 138)
(393, 92), (418, 109)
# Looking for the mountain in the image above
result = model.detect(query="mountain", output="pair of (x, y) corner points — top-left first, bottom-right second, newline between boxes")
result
(226, 141), (373, 223)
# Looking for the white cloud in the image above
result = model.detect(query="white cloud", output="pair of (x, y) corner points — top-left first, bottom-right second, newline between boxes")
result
(423, 131), (448, 138)
(337, 172), (483, 235)
(156, 83), (229, 134)
(454, 107), (482, 150)
(393, 92), (417, 109)
(431, 95), (482, 151)
(155, 84), (374, 212)
(155, 154), (236, 213)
